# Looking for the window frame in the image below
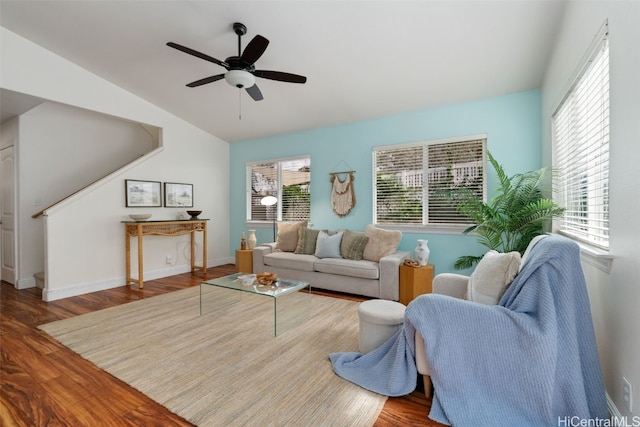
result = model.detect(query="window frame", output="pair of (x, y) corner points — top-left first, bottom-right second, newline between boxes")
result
(372, 134), (487, 234)
(245, 155), (311, 225)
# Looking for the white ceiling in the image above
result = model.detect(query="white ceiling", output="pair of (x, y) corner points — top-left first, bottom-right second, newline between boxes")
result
(0, 0), (567, 142)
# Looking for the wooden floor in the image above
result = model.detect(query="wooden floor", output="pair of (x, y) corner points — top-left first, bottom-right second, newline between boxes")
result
(1, 265), (445, 426)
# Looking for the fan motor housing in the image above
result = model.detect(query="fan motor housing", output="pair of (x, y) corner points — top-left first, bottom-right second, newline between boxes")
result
(225, 56), (255, 72)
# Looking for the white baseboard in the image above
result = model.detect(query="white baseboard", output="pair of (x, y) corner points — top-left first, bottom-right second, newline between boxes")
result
(607, 391), (623, 419)
(42, 256), (233, 301)
(17, 277), (36, 289)
(43, 276), (129, 302)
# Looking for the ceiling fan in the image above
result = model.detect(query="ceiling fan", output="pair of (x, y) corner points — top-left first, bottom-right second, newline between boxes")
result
(167, 22), (307, 101)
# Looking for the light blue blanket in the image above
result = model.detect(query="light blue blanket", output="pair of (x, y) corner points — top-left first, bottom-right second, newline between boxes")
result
(330, 235), (608, 426)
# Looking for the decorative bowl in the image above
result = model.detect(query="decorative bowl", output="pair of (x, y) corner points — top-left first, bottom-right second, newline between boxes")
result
(238, 274), (256, 286)
(129, 213), (152, 221)
(256, 272), (278, 286)
(186, 210), (202, 219)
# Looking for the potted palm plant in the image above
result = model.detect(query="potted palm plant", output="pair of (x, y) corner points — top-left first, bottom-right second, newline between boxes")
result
(454, 151), (565, 269)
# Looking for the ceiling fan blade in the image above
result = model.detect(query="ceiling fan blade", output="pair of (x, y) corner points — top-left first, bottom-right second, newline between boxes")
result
(254, 70), (307, 84)
(240, 35), (269, 65)
(186, 74), (226, 87)
(246, 84), (264, 101)
(167, 42), (228, 68)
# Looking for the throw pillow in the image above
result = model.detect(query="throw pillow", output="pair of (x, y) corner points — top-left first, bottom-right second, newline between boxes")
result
(295, 227), (321, 255)
(340, 230), (370, 261)
(362, 225), (402, 262)
(467, 250), (522, 305)
(275, 220), (307, 252)
(315, 231), (344, 259)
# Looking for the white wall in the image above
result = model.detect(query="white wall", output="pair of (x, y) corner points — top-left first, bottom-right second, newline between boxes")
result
(541, 1), (640, 417)
(0, 27), (231, 300)
(0, 117), (18, 150)
(17, 101), (156, 288)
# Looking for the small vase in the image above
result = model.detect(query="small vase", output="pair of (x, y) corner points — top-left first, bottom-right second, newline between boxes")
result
(414, 239), (430, 266)
(247, 230), (257, 250)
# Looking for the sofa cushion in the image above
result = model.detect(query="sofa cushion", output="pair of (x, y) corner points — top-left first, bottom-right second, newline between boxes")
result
(295, 227), (322, 255)
(340, 230), (370, 261)
(314, 258), (380, 280)
(362, 225), (402, 262)
(467, 250), (521, 305)
(315, 231), (344, 259)
(275, 221), (307, 252)
(263, 252), (317, 272)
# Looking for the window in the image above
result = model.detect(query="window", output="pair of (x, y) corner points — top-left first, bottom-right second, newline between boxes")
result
(553, 24), (609, 249)
(247, 156), (310, 222)
(373, 136), (486, 229)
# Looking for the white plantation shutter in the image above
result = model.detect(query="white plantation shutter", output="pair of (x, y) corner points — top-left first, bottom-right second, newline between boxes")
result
(553, 25), (609, 249)
(373, 136), (486, 226)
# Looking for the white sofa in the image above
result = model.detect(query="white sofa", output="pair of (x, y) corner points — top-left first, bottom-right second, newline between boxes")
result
(253, 243), (409, 300)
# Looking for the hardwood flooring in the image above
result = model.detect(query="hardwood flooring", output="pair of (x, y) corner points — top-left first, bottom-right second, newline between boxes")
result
(1, 265), (445, 426)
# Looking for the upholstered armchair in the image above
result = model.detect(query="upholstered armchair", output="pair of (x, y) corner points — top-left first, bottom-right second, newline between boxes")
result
(415, 241), (529, 395)
(409, 235), (608, 425)
(414, 236), (545, 395)
(414, 272), (468, 396)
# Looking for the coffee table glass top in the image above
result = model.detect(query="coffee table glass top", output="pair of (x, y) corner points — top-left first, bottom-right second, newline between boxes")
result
(202, 273), (309, 297)
(200, 273), (311, 336)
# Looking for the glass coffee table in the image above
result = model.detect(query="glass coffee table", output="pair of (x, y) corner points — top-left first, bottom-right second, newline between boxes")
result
(200, 273), (311, 336)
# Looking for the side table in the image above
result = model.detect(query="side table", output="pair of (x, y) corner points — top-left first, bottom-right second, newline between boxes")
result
(235, 249), (253, 273)
(399, 263), (434, 305)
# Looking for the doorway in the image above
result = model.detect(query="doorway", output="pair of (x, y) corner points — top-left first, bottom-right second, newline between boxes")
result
(1, 145), (17, 285)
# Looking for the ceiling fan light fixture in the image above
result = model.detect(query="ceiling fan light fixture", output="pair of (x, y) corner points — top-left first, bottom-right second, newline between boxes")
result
(225, 70), (255, 88)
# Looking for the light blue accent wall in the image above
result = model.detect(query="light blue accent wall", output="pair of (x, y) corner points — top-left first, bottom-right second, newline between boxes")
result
(229, 89), (541, 274)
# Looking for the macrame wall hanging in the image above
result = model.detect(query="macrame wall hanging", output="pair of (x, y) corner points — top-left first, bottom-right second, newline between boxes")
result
(329, 161), (356, 217)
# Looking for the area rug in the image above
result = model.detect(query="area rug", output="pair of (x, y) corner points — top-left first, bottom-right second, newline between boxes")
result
(39, 286), (386, 426)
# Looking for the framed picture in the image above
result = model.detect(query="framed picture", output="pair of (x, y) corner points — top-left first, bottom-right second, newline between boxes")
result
(125, 180), (162, 207)
(164, 182), (194, 207)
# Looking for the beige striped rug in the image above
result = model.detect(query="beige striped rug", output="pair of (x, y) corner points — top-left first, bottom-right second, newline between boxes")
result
(39, 286), (386, 426)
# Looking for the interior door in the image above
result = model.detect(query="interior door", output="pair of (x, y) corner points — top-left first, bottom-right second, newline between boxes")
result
(1, 146), (16, 285)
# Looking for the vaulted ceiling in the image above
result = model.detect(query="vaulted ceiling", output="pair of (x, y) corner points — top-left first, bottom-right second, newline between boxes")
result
(0, 0), (567, 142)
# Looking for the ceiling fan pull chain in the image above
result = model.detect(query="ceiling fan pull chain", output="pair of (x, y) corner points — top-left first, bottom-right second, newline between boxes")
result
(239, 89), (242, 120)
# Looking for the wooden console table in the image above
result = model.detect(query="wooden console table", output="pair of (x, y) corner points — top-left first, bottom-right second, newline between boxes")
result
(123, 219), (208, 288)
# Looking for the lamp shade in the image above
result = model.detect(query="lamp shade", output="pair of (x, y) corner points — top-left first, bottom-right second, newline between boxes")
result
(260, 196), (277, 206)
(225, 70), (256, 89)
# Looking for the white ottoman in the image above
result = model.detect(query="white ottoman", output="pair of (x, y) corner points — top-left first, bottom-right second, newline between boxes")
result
(358, 299), (406, 353)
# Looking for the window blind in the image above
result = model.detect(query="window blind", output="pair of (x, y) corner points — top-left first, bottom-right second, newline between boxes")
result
(280, 158), (310, 221)
(553, 31), (609, 249)
(373, 137), (485, 226)
(248, 156), (310, 222)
